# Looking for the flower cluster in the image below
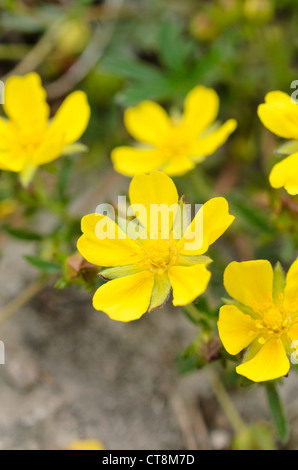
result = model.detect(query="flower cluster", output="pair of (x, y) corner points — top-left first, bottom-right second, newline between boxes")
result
(1, 72), (298, 385)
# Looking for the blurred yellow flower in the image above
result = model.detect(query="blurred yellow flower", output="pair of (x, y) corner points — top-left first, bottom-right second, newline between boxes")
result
(258, 91), (298, 195)
(77, 171), (234, 322)
(218, 259), (298, 382)
(111, 86), (237, 177)
(0, 198), (18, 218)
(68, 439), (104, 450)
(244, 0), (274, 22)
(0, 73), (90, 186)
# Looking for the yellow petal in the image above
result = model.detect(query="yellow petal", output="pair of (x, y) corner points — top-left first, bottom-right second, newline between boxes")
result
(224, 260), (273, 309)
(161, 154), (195, 176)
(129, 171), (179, 235)
(0, 118), (14, 149)
(284, 258), (298, 310)
(265, 91), (293, 104)
(236, 339), (290, 382)
(269, 153), (298, 195)
(190, 119), (237, 163)
(258, 93), (298, 139)
(124, 101), (171, 146)
(288, 323), (298, 344)
(77, 214), (142, 267)
(111, 146), (168, 177)
(0, 148), (26, 172)
(3, 73), (49, 132)
(92, 271), (154, 321)
(32, 133), (66, 166)
(177, 197), (234, 255)
(49, 90), (90, 145)
(182, 86), (219, 137)
(68, 439), (105, 450)
(218, 305), (258, 355)
(168, 263), (211, 306)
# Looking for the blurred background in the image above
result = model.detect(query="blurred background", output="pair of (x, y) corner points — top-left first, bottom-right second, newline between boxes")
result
(1, 0), (298, 450)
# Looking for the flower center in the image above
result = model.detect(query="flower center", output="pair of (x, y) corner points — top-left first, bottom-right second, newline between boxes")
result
(10, 123), (43, 157)
(138, 239), (179, 275)
(161, 127), (191, 159)
(253, 293), (290, 335)
(262, 308), (288, 332)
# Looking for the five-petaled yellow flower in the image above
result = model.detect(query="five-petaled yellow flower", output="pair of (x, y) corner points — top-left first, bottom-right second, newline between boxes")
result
(77, 171), (234, 322)
(218, 259), (298, 383)
(111, 86), (237, 177)
(0, 73), (90, 185)
(258, 91), (298, 195)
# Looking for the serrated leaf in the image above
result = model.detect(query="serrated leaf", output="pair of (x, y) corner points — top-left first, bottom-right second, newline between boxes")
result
(159, 20), (194, 72)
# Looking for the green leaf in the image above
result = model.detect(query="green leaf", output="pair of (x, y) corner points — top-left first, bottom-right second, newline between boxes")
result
(273, 262), (286, 304)
(101, 56), (164, 82)
(222, 298), (257, 317)
(4, 226), (43, 241)
(24, 255), (61, 274)
(231, 195), (273, 234)
(159, 20), (194, 72)
(276, 140), (298, 155)
(116, 75), (173, 106)
(61, 143), (88, 156)
(58, 156), (73, 201)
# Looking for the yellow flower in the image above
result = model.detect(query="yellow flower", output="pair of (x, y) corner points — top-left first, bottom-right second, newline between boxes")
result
(111, 86), (237, 177)
(0, 73), (90, 186)
(0, 198), (18, 218)
(218, 259), (298, 382)
(258, 91), (298, 195)
(68, 439), (104, 451)
(77, 171), (234, 322)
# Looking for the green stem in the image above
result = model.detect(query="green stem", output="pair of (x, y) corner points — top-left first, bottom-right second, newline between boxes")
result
(2, 17), (66, 81)
(190, 167), (211, 202)
(208, 366), (247, 434)
(265, 381), (289, 444)
(0, 44), (31, 60)
(0, 280), (46, 328)
(183, 303), (214, 329)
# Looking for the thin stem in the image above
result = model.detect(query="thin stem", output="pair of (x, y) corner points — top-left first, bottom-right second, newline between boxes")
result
(190, 166), (211, 202)
(265, 381), (289, 443)
(207, 366), (247, 434)
(0, 44), (31, 60)
(0, 280), (46, 328)
(46, 0), (125, 99)
(183, 303), (214, 329)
